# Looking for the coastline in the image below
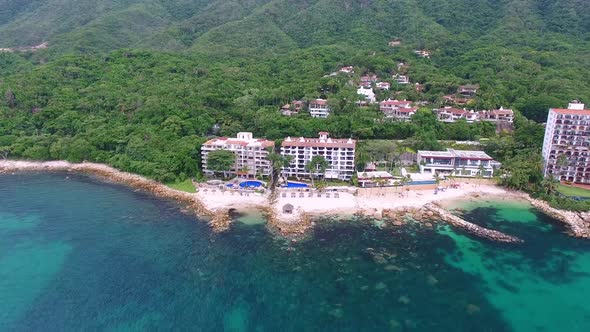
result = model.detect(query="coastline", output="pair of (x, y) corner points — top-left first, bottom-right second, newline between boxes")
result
(1, 160), (589, 238)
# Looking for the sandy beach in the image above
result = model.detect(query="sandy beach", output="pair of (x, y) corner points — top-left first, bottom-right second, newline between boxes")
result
(2, 160), (588, 237)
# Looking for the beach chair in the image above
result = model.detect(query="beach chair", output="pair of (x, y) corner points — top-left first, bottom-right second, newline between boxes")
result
(308, 192), (313, 197)
(291, 192), (296, 198)
(281, 192), (287, 198)
(326, 193), (331, 198)
(299, 193), (304, 198)
(335, 193), (340, 198)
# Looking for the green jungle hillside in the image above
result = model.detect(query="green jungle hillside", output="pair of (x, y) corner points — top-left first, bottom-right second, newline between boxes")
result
(1, 0), (589, 183)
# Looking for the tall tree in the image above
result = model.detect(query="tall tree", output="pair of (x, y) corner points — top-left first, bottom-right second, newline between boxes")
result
(305, 155), (329, 187)
(206, 150), (235, 179)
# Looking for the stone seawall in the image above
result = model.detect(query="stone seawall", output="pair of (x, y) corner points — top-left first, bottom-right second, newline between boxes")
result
(424, 203), (523, 243)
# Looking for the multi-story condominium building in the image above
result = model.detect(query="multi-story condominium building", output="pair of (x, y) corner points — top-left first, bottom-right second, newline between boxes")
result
(201, 132), (275, 178)
(309, 99), (331, 118)
(542, 101), (590, 184)
(417, 149), (500, 178)
(280, 132), (356, 181)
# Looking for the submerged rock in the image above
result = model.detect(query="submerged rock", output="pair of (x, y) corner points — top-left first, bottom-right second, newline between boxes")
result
(328, 308), (343, 319)
(375, 282), (387, 290)
(427, 275), (438, 286)
(397, 295), (410, 304)
(466, 304), (480, 315)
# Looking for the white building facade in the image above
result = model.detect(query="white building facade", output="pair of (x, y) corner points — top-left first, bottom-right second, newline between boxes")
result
(417, 149), (500, 178)
(201, 132), (275, 177)
(542, 101), (590, 184)
(309, 99), (331, 118)
(281, 132), (356, 181)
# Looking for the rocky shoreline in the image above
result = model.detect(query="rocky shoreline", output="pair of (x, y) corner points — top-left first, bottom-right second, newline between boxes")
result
(518, 193), (590, 238)
(2, 160), (589, 240)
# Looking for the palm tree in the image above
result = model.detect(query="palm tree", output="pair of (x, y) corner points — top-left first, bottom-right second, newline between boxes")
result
(268, 148), (293, 190)
(541, 177), (559, 196)
(305, 155), (329, 187)
(556, 154), (569, 182)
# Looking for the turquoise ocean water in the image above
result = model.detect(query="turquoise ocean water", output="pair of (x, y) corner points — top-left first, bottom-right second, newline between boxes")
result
(1, 173), (590, 331)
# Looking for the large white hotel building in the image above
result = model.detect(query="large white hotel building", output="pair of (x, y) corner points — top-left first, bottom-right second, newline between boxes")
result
(201, 132), (275, 177)
(280, 132), (356, 181)
(542, 101), (590, 184)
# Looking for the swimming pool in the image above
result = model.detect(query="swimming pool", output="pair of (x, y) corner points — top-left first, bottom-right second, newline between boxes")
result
(284, 182), (309, 188)
(409, 180), (436, 185)
(239, 180), (264, 188)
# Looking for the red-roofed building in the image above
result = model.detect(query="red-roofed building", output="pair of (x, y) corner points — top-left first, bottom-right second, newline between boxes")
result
(280, 100), (305, 116)
(376, 82), (391, 90)
(201, 132), (275, 178)
(379, 99), (414, 120)
(280, 132), (356, 181)
(542, 101), (590, 183)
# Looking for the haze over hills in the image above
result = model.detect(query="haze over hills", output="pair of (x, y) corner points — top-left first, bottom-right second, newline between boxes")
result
(0, 0), (589, 181)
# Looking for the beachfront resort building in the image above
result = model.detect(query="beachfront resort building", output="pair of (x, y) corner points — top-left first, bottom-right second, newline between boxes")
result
(281, 132), (356, 181)
(201, 132), (275, 178)
(309, 99), (331, 118)
(542, 101), (590, 184)
(417, 149), (500, 178)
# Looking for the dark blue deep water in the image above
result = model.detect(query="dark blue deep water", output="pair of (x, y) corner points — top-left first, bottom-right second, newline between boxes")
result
(2, 173), (590, 331)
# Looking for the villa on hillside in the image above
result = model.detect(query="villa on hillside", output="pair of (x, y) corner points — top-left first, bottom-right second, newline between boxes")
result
(201, 132), (274, 178)
(280, 132), (356, 181)
(380, 99), (414, 120)
(340, 66), (354, 74)
(394, 74), (410, 84)
(357, 87), (376, 104)
(434, 107), (514, 124)
(309, 99), (331, 118)
(376, 82), (390, 90)
(417, 149), (501, 178)
(280, 100), (305, 116)
(478, 107), (514, 123)
(458, 84), (480, 97)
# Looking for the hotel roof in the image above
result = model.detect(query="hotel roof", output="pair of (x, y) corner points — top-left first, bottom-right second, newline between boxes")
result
(418, 149), (493, 160)
(204, 137), (274, 148)
(282, 136), (356, 148)
(551, 108), (590, 116)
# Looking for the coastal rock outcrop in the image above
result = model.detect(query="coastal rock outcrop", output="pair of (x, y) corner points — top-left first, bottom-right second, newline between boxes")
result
(424, 203), (523, 243)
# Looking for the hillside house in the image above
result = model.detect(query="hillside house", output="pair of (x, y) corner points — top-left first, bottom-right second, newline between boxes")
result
(309, 99), (331, 118)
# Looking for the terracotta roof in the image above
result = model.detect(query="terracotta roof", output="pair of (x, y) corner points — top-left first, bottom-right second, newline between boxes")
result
(310, 99), (328, 105)
(551, 108), (590, 115)
(437, 107), (466, 115)
(380, 100), (412, 107)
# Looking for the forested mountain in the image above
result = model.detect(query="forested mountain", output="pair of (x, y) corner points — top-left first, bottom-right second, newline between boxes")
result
(1, 0), (589, 181)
